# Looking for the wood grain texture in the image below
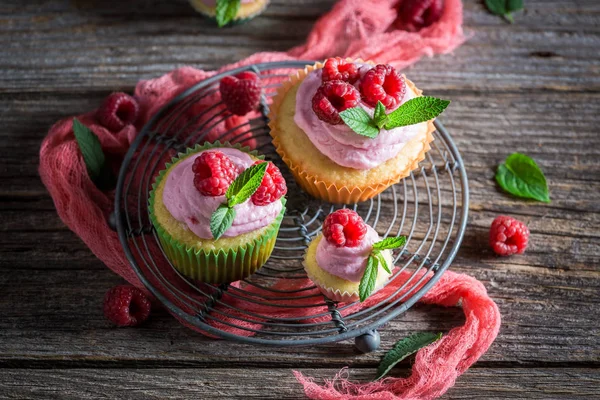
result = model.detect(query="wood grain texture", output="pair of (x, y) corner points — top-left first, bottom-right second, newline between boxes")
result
(0, 0), (599, 398)
(0, 368), (598, 399)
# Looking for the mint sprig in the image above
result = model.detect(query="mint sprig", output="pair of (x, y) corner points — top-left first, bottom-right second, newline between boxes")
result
(226, 162), (268, 207)
(72, 118), (115, 190)
(358, 256), (378, 302)
(358, 235), (406, 301)
(373, 236), (406, 250)
(339, 108), (379, 138)
(210, 204), (236, 240)
(496, 153), (550, 203)
(340, 97), (449, 139)
(384, 97), (450, 130)
(209, 161), (268, 239)
(485, 0), (523, 23)
(215, 0), (241, 27)
(373, 101), (388, 129)
(376, 332), (442, 380)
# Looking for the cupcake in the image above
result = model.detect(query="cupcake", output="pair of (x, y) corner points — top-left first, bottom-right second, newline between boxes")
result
(149, 141), (287, 283)
(304, 209), (406, 302)
(189, 0), (269, 27)
(269, 57), (449, 204)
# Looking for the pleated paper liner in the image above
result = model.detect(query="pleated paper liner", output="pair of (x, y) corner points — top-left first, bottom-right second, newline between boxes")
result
(149, 141), (286, 283)
(303, 234), (393, 303)
(268, 59), (436, 204)
(188, 0), (270, 26)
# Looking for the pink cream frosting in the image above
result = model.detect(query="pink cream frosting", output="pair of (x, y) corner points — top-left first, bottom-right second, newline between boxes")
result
(162, 148), (282, 240)
(315, 226), (381, 282)
(294, 66), (427, 170)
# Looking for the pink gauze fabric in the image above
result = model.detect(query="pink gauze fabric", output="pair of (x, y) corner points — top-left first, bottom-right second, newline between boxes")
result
(38, 1), (501, 399)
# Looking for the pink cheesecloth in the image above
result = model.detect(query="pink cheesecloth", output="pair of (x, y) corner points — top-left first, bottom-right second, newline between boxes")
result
(39, 1), (500, 399)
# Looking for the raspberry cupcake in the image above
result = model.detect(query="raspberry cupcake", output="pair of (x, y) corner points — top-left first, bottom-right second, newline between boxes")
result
(304, 209), (405, 302)
(189, 0), (269, 27)
(269, 58), (448, 204)
(149, 141), (287, 283)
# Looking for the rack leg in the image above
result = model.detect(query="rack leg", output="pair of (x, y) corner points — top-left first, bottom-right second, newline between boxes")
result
(108, 210), (119, 231)
(354, 330), (380, 353)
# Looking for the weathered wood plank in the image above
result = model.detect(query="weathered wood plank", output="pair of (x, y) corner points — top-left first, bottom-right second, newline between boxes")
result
(0, 1), (598, 93)
(0, 262), (598, 368)
(0, 368), (598, 399)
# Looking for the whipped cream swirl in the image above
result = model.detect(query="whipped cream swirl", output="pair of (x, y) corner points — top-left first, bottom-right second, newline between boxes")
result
(162, 148), (282, 239)
(294, 66), (427, 170)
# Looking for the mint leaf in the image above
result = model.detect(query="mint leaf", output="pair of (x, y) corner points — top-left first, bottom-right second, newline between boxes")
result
(507, 0), (524, 12)
(373, 236), (407, 251)
(484, 0), (507, 17)
(72, 118), (115, 190)
(376, 332), (442, 380)
(373, 101), (388, 129)
(384, 97), (450, 130)
(215, 0), (241, 27)
(359, 255), (378, 302)
(496, 153), (550, 203)
(340, 107), (380, 138)
(375, 251), (391, 274)
(210, 204), (236, 240)
(485, 0), (523, 23)
(226, 162), (268, 207)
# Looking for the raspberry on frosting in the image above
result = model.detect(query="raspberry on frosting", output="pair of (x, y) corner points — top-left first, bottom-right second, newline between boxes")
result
(323, 209), (368, 247)
(359, 64), (406, 109)
(251, 161), (287, 206)
(489, 215), (530, 256)
(322, 57), (360, 84)
(192, 150), (240, 197)
(312, 80), (361, 125)
(219, 71), (261, 116)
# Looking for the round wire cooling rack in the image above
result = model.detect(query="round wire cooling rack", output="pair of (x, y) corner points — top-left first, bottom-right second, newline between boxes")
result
(113, 61), (469, 352)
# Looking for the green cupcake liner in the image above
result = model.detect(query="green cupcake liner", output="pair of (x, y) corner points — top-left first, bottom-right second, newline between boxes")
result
(188, 0), (269, 27)
(148, 141), (286, 283)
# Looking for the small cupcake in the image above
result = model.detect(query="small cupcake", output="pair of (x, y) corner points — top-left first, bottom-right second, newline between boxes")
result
(149, 141), (287, 283)
(189, 0), (269, 27)
(269, 57), (449, 204)
(304, 209), (406, 302)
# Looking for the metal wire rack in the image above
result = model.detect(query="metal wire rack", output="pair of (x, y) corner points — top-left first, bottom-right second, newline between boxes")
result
(114, 61), (469, 352)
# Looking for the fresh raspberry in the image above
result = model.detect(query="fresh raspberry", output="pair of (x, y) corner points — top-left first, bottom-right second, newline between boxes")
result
(192, 151), (239, 197)
(322, 57), (360, 84)
(359, 64), (406, 109)
(103, 285), (151, 327)
(489, 215), (530, 256)
(323, 209), (368, 248)
(251, 161), (287, 206)
(219, 71), (261, 116)
(96, 92), (139, 132)
(312, 80), (361, 125)
(396, 0), (445, 32)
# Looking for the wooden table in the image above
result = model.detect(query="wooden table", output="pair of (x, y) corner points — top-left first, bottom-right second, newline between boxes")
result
(1, 0), (599, 398)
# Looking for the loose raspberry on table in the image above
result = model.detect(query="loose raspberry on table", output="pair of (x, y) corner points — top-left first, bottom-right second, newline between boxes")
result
(251, 161), (287, 206)
(192, 151), (239, 197)
(219, 71), (262, 116)
(312, 80), (361, 125)
(103, 285), (151, 327)
(322, 57), (360, 84)
(323, 209), (368, 248)
(96, 92), (139, 132)
(489, 215), (530, 256)
(359, 64), (406, 109)
(396, 0), (445, 32)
